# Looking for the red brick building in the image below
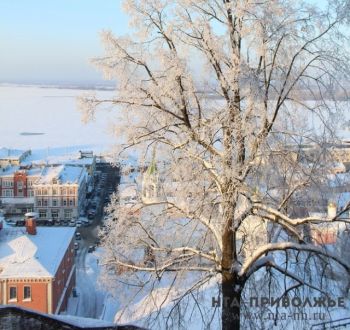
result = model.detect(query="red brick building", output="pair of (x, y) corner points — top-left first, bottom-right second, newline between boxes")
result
(13, 171), (28, 198)
(0, 167), (41, 215)
(0, 223), (76, 314)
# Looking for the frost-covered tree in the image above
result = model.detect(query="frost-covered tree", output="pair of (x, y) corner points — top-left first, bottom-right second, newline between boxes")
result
(79, 1), (350, 329)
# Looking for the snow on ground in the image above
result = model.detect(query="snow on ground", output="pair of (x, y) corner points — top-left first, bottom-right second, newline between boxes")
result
(111, 269), (350, 330)
(114, 273), (221, 330)
(66, 246), (119, 324)
(0, 85), (115, 151)
(74, 247), (105, 319)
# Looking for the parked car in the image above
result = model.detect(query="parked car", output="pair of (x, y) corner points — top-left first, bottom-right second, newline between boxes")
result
(15, 220), (25, 226)
(88, 245), (95, 253)
(88, 208), (96, 214)
(74, 242), (79, 250)
(75, 232), (81, 240)
(88, 209), (96, 219)
(76, 220), (82, 228)
(68, 220), (76, 227)
(80, 218), (90, 227)
(6, 220), (17, 226)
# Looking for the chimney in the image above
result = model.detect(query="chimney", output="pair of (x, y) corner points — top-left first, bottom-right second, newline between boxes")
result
(24, 212), (38, 235)
(25, 218), (37, 235)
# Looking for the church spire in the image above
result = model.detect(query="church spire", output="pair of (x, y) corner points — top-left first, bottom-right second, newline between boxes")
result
(142, 145), (159, 202)
(147, 145), (157, 175)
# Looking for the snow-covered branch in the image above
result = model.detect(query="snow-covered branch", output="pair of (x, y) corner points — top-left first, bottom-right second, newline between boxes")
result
(239, 242), (350, 277)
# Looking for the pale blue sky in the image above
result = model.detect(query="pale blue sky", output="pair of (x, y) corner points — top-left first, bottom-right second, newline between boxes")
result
(0, 0), (129, 84)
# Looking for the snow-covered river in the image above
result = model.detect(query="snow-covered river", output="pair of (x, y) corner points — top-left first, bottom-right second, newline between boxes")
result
(0, 85), (116, 151)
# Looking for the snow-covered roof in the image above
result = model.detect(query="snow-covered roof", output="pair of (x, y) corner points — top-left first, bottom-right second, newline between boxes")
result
(22, 152), (95, 168)
(335, 192), (350, 209)
(0, 148), (29, 160)
(27, 167), (42, 177)
(64, 158), (95, 166)
(0, 305), (119, 329)
(52, 314), (117, 328)
(328, 172), (350, 188)
(0, 227), (75, 278)
(37, 165), (86, 185)
(0, 166), (42, 178)
(0, 166), (19, 177)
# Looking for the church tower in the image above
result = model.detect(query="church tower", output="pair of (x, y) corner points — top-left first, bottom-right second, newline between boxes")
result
(141, 148), (160, 203)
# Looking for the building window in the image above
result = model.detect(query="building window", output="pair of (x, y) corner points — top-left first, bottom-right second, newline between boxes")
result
(69, 188), (74, 195)
(3, 180), (13, 187)
(52, 199), (58, 206)
(23, 286), (31, 300)
(37, 200), (42, 207)
(4, 190), (13, 197)
(61, 188), (66, 195)
(63, 199), (67, 206)
(17, 183), (23, 195)
(43, 199), (48, 207)
(42, 189), (48, 195)
(39, 210), (47, 218)
(52, 188), (57, 195)
(9, 286), (17, 301)
(37, 189), (42, 195)
(69, 199), (74, 206)
(64, 209), (72, 219)
(52, 209), (59, 219)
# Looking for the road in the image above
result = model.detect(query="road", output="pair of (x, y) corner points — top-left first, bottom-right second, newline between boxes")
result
(74, 161), (120, 319)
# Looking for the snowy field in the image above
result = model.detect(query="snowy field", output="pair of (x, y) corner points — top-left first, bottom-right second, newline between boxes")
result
(0, 85), (116, 151)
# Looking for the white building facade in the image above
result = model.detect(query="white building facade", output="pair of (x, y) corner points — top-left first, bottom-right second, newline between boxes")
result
(33, 165), (87, 221)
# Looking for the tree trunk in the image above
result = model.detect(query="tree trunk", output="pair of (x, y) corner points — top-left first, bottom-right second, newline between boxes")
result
(222, 273), (242, 330)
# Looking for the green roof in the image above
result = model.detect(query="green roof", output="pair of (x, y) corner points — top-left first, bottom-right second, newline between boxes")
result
(147, 160), (157, 174)
(147, 146), (157, 174)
